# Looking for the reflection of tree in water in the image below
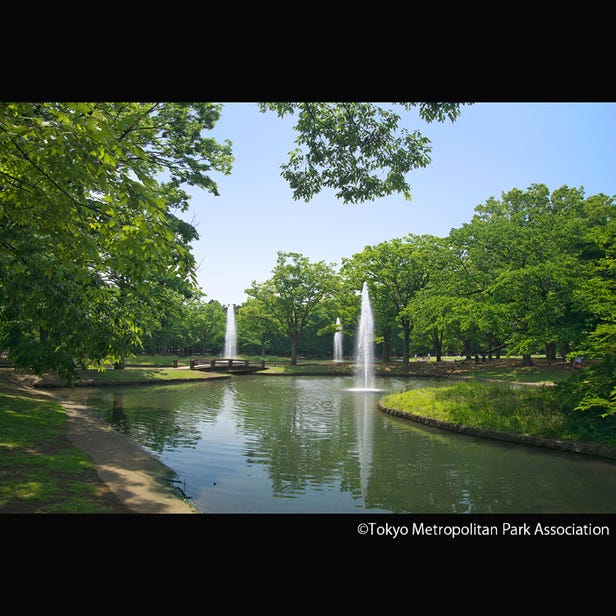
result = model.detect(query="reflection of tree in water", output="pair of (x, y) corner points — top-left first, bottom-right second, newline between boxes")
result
(111, 393), (129, 432)
(89, 384), (228, 454)
(360, 420), (476, 513)
(361, 416), (616, 514)
(239, 378), (359, 498)
(68, 378), (616, 513)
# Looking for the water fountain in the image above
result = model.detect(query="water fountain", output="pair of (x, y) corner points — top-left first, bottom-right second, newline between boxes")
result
(333, 317), (343, 362)
(351, 282), (380, 392)
(223, 304), (237, 358)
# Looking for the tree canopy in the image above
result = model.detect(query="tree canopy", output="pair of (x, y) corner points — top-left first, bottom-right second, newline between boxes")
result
(0, 102), (233, 379)
(259, 102), (466, 204)
(1, 101), (465, 378)
(245, 252), (339, 365)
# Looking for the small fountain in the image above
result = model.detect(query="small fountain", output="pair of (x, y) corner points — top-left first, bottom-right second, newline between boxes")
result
(333, 317), (343, 362)
(223, 304), (237, 358)
(349, 282), (381, 392)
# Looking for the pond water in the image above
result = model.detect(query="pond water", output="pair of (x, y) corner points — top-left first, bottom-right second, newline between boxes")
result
(59, 375), (616, 514)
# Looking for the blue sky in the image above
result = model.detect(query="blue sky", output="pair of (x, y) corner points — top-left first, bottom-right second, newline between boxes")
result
(181, 102), (616, 306)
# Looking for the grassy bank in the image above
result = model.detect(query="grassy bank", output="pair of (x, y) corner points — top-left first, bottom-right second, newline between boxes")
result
(380, 381), (616, 449)
(0, 388), (128, 513)
(0, 367), (223, 513)
(34, 367), (227, 387)
(261, 362), (355, 375)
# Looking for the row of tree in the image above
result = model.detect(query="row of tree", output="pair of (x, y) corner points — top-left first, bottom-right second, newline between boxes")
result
(145, 183), (614, 377)
(243, 183), (615, 416)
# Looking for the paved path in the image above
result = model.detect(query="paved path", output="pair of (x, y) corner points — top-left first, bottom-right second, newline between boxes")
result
(63, 399), (197, 514)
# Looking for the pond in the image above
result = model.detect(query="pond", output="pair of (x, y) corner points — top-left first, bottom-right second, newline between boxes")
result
(59, 375), (616, 513)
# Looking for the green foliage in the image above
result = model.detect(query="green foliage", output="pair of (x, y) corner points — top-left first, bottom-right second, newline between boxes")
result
(341, 234), (447, 364)
(237, 298), (288, 356)
(446, 184), (614, 360)
(259, 102), (467, 204)
(556, 357), (616, 417)
(245, 252), (339, 364)
(0, 102), (233, 380)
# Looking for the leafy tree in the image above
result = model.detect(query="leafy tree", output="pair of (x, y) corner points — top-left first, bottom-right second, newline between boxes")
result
(448, 184), (598, 365)
(556, 192), (616, 416)
(185, 299), (226, 355)
(341, 234), (444, 366)
(410, 292), (457, 361)
(245, 252), (339, 365)
(0, 102), (232, 379)
(237, 299), (286, 357)
(259, 102), (467, 204)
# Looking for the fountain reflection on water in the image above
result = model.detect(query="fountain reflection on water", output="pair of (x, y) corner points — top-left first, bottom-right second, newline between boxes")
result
(61, 376), (616, 513)
(223, 304), (237, 358)
(349, 282), (383, 392)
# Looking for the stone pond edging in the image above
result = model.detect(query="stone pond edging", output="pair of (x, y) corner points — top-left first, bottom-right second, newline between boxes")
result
(377, 401), (616, 461)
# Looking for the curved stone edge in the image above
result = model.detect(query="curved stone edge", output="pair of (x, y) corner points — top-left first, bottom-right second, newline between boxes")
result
(377, 401), (616, 461)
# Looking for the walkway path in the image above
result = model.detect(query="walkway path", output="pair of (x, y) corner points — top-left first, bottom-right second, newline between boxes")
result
(62, 398), (198, 514)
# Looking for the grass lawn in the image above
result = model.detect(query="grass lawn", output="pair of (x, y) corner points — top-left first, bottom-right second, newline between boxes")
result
(121, 354), (572, 384)
(35, 366), (227, 387)
(0, 388), (128, 513)
(380, 381), (616, 449)
(259, 356), (572, 383)
(261, 362), (355, 375)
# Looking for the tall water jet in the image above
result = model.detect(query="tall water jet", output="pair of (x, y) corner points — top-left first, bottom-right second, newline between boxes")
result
(333, 317), (343, 362)
(223, 304), (237, 358)
(354, 282), (376, 391)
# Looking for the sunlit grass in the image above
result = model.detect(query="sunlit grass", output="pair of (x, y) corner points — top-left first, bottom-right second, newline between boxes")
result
(0, 392), (125, 513)
(38, 367), (223, 387)
(380, 381), (616, 448)
(262, 363), (354, 375)
(83, 367), (217, 382)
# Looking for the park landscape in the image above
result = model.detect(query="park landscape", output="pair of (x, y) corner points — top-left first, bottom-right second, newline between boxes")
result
(0, 102), (615, 514)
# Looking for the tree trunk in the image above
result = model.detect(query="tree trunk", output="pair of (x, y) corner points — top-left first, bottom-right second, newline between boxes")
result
(402, 322), (411, 368)
(486, 333), (494, 360)
(433, 328), (443, 361)
(290, 335), (298, 365)
(382, 326), (391, 363)
(521, 353), (533, 366)
(559, 342), (570, 361)
(545, 342), (556, 362)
